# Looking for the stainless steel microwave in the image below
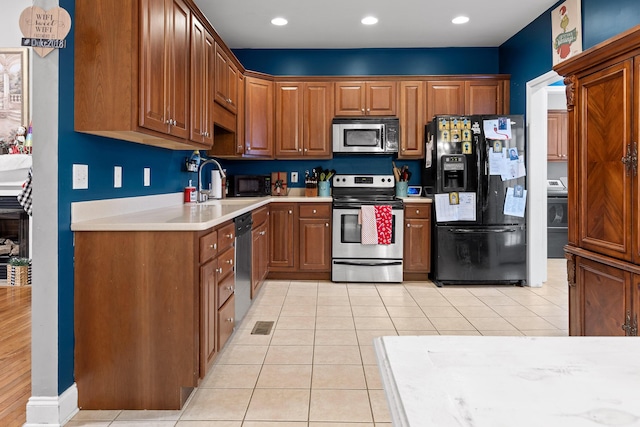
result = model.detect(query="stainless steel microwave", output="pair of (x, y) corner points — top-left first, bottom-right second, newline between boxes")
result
(228, 175), (271, 197)
(332, 117), (399, 154)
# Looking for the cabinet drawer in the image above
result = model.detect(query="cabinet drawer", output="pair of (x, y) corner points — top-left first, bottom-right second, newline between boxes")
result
(217, 273), (235, 309)
(217, 246), (235, 281)
(299, 203), (331, 218)
(217, 222), (235, 251)
(404, 204), (431, 219)
(218, 294), (235, 350)
(252, 206), (269, 228)
(199, 230), (218, 263)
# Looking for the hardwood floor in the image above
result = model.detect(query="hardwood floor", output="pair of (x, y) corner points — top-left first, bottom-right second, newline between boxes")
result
(0, 285), (31, 427)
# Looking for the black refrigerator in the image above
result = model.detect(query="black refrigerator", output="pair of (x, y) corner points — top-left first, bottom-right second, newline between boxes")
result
(424, 115), (527, 286)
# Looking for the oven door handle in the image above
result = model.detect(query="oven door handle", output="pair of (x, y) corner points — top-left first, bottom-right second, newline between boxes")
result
(333, 260), (403, 267)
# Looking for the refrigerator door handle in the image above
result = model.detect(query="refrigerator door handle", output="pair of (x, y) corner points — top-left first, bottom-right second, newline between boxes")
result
(449, 228), (517, 233)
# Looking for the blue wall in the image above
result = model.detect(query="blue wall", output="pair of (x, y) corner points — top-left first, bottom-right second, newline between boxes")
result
(500, 0), (640, 115)
(55, 0), (640, 395)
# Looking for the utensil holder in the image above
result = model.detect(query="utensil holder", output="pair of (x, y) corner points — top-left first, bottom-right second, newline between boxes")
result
(305, 183), (318, 197)
(318, 181), (330, 197)
(395, 181), (408, 198)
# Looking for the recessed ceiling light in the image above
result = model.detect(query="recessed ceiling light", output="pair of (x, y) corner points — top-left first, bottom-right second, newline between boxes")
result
(452, 16), (469, 24)
(361, 16), (378, 25)
(271, 17), (288, 26)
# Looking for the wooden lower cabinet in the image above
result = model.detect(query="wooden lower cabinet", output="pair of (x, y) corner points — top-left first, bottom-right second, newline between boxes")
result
(218, 294), (235, 349)
(74, 231), (200, 410)
(252, 206), (270, 297)
(299, 204), (331, 271)
(568, 252), (637, 336)
(403, 203), (431, 279)
(269, 203), (296, 270)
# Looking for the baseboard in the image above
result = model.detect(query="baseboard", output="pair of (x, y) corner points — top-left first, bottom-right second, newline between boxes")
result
(24, 383), (78, 427)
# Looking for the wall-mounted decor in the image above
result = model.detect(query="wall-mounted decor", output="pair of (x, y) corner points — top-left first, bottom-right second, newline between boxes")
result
(0, 48), (29, 152)
(552, 0), (583, 65)
(19, 6), (72, 58)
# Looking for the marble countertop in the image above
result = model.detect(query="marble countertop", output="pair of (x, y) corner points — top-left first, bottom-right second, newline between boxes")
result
(71, 193), (333, 231)
(374, 335), (640, 427)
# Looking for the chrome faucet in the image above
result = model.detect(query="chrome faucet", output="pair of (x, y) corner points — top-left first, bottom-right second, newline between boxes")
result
(197, 157), (226, 202)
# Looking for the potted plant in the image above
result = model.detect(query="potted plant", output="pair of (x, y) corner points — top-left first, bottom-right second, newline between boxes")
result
(7, 257), (31, 286)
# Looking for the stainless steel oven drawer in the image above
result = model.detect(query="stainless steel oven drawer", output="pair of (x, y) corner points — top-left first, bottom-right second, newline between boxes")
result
(332, 259), (403, 283)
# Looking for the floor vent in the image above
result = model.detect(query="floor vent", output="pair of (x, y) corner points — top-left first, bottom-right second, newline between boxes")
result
(251, 321), (274, 335)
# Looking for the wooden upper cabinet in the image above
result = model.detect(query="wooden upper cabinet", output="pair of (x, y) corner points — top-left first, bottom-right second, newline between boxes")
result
(244, 76), (274, 158)
(140, 0), (190, 139)
(426, 79), (509, 121)
(276, 82), (333, 158)
(464, 80), (505, 115)
(335, 81), (396, 116)
(398, 81), (425, 159)
(189, 18), (214, 147)
(215, 42), (239, 114)
(547, 110), (568, 161)
(426, 81), (465, 121)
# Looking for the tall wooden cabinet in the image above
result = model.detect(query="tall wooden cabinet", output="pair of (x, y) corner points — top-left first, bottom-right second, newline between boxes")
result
(403, 203), (431, 280)
(335, 81), (397, 116)
(398, 81), (425, 159)
(554, 25), (640, 336)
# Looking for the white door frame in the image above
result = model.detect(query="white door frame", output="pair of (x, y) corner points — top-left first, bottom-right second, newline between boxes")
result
(526, 70), (562, 286)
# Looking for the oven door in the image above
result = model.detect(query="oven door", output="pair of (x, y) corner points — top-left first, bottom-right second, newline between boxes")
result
(332, 207), (404, 260)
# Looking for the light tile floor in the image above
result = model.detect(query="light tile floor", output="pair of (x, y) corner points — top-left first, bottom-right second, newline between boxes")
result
(67, 259), (568, 426)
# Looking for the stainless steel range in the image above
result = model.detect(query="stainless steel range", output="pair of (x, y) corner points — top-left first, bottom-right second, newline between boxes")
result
(331, 174), (404, 283)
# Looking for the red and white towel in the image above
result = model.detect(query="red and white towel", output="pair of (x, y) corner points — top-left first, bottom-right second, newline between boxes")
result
(360, 205), (392, 245)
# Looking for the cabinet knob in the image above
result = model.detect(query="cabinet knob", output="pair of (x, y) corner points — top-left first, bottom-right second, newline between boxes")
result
(288, 210), (292, 214)
(226, 233), (233, 239)
(260, 231), (266, 236)
(304, 148), (308, 152)
(226, 285), (234, 292)
(361, 108), (365, 112)
(325, 223), (329, 227)
(367, 108), (370, 112)
(313, 209), (317, 214)
(165, 119), (171, 125)
(406, 224), (411, 228)
(217, 267), (223, 274)
(226, 259), (233, 265)
(227, 317), (234, 323)
(299, 148), (302, 152)
(416, 209), (420, 214)
(210, 243), (217, 250)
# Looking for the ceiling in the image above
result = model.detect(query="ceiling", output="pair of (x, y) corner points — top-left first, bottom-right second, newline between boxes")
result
(193, 0), (559, 49)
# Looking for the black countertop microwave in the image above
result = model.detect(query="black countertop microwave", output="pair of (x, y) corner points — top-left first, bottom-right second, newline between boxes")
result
(332, 117), (399, 154)
(229, 175), (271, 197)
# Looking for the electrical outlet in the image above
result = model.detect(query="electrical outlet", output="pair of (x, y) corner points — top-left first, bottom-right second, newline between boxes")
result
(144, 168), (151, 186)
(72, 164), (89, 189)
(114, 166), (122, 188)
(291, 171), (298, 183)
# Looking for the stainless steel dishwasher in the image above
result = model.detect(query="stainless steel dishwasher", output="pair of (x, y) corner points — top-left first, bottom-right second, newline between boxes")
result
(234, 212), (253, 324)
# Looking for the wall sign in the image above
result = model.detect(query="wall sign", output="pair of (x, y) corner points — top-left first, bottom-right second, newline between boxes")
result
(19, 6), (72, 58)
(551, 0), (582, 65)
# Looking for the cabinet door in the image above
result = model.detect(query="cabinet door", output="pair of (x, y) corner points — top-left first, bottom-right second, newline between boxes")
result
(426, 81), (465, 121)
(578, 60), (633, 261)
(269, 203), (296, 269)
(200, 259), (217, 376)
(547, 110), (567, 161)
(304, 82), (333, 158)
(245, 76), (274, 158)
(275, 83), (303, 157)
(226, 61), (239, 114)
(366, 81), (397, 116)
(214, 42), (230, 108)
(166, 0), (190, 139)
(236, 74), (245, 155)
(575, 256), (631, 336)
(403, 204), (431, 273)
(218, 294), (235, 349)
(398, 81), (425, 159)
(335, 82), (366, 116)
(189, 18), (213, 147)
(139, 0), (170, 134)
(299, 218), (331, 271)
(464, 80), (503, 115)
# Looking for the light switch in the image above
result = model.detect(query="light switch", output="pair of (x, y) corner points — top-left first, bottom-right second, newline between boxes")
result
(114, 166), (122, 188)
(72, 164), (89, 189)
(143, 168), (151, 186)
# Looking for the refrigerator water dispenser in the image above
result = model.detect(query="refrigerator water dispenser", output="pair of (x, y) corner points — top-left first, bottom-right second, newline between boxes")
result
(441, 155), (467, 191)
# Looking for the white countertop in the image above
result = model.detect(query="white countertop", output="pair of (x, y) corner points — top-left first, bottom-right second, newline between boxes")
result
(71, 193), (333, 231)
(374, 335), (640, 427)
